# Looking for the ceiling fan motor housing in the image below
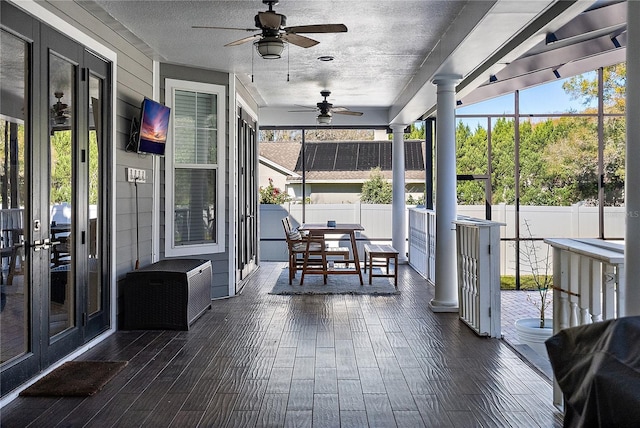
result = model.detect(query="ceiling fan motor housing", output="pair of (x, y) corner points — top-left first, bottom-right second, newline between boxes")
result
(255, 11), (286, 30)
(317, 102), (333, 115)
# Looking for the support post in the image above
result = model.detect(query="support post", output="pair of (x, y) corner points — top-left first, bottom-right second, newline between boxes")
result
(391, 124), (408, 263)
(430, 74), (461, 313)
(625, 0), (640, 316)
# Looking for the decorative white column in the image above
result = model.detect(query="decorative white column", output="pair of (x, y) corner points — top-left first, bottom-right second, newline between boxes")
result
(391, 124), (408, 263)
(625, 0), (640, 317)
(430, 74), (462, 313)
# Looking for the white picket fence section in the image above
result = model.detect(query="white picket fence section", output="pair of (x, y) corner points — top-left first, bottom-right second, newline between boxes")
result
(455, 217), (504, 338)
(408, 208), (436, 283)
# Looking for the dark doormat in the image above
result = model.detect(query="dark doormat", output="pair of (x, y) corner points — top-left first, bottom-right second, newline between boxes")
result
(20, 361), (128, 397)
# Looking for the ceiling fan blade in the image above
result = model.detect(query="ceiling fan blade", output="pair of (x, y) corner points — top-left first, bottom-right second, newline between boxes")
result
(258, 11), (283, 29)
(225, 34), (261, 47)
(333, 110), (364, 116)
(285, 24), (347, 34)
(288, 109), (317, 113)
(192, 25), (256, 32)
(282, 33), (319, 48)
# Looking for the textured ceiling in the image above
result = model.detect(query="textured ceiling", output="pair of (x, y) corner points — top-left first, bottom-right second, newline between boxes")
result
(90, 0), (465, 111)
(4, 0), (624, 126)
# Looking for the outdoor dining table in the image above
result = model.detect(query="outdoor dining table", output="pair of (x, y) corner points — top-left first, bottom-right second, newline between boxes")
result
(298, 223), (364, 285)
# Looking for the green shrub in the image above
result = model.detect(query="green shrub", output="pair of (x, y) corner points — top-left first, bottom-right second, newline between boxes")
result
(360, 168), (392, 204)
(259, 178), (290, 204)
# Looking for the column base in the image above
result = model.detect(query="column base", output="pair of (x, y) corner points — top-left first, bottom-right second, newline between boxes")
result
(429, 299), (459, 313)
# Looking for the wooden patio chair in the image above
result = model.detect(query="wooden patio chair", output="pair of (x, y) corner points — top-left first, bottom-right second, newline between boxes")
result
(282, 217), (323, 284)
(282, 217), (350, 285)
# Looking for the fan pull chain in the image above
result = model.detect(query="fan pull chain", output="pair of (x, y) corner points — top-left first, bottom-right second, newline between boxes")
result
(287, 44), (290, 82)
(251, 45), (254, 83)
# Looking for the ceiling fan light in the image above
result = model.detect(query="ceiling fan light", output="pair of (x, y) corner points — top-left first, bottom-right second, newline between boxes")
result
(317, 113), (332, 124)
(255, 37), (284, 59)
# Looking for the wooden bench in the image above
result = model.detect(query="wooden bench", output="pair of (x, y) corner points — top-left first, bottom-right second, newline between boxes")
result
(363, 244), (399, 287)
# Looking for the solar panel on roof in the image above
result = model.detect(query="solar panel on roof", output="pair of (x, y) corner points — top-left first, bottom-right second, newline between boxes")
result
(356, 142), (380, 171)
(405, 141), (425, 170)
(292, 140), (425, 173)
(300, 142), (337, 171)
(334, 143), (359, 171)
(378, 143), (392, 170)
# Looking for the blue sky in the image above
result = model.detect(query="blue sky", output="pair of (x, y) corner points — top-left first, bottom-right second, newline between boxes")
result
(456, 73), (597, 116)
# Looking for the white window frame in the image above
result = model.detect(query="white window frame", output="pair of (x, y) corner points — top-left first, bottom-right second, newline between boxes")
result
(164, 78), (226, 257)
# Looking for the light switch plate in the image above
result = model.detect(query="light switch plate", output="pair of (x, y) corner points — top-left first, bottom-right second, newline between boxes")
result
(126, 167), (146, 183)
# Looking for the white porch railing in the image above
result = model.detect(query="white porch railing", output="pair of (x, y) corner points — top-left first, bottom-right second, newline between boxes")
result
(407, 208), (435, 284)
(455, 217), (504, 338)
(544, 238), (625, 408)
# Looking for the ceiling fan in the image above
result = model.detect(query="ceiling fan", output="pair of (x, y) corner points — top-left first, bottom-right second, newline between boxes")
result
(290, 90), (364, 124)
(192, 0), (347, 59)
(51, 91), (70, 125)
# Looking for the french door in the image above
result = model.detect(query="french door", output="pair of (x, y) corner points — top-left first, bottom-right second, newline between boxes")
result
(236, 105), (258, 289)
(1, 3), (111, 395)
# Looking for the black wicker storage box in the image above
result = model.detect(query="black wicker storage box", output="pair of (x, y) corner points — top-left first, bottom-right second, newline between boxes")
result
(123, 259), (212, 330)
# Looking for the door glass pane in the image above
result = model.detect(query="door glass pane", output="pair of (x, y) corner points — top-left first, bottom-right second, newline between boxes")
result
(0, 30), (28, 364)
(49, 53), (75, 337)
(88, 75), (102, 315)
(174, 169), (216, 245)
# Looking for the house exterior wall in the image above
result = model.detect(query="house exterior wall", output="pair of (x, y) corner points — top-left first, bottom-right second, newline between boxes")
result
(36, 1), (158, 319)
(159, 63), (232, 299)
(259, 161), (288, 196)
(32, 3), (257, 303)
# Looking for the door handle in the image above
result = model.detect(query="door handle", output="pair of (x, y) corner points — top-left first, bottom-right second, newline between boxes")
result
(32, 239), (61, 251)
(32, 239), (51, 251)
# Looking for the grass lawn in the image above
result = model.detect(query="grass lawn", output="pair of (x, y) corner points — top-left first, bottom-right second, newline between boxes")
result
(500, 275), (553, 290)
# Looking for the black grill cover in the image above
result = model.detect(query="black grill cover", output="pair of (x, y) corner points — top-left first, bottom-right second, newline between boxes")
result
(545, 316), (640, 428)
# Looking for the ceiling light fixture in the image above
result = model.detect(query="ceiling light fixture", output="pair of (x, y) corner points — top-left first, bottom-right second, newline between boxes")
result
(317, 113), (332, 124)
(318, 56), (334, 62)
(255, 37), (284, 59)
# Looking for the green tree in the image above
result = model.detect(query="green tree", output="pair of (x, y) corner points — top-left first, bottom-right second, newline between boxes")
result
(490, 118), (517, 204)
(405, 123), (425, 140)
(456, 121), (489, 204)
(562, 64), (626, 113)
(50, 130), (73, 204)
(360, 167), (392, 204)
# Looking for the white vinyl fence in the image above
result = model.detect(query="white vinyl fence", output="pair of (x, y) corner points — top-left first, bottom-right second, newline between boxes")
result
(260, 203), (626, 273)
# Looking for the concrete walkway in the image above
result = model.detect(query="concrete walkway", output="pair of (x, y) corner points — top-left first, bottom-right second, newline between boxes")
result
(501, 289), (554, 379)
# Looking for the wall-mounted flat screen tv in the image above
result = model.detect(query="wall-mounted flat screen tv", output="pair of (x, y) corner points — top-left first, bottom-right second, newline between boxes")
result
(135, 98), (171, 156)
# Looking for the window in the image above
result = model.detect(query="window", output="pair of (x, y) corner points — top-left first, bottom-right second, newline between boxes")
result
(165, 79), (225, 256)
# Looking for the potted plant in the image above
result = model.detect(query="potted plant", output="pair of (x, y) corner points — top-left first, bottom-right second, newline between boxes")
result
(514, 220), (553, 358)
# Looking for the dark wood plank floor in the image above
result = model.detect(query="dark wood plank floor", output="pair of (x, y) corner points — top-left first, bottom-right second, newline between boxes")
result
(1, 263), (563, 427)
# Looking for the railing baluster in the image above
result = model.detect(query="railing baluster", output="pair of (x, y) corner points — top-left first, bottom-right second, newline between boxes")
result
(603, 263), (616, 320)
(590, 261), (602, 323)
(579, 256), (591, 325)
(569, 254), (580, 328)
(617, 264), (625, 318)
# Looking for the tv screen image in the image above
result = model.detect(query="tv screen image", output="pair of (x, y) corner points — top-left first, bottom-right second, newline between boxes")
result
(137, 98), (170, 155)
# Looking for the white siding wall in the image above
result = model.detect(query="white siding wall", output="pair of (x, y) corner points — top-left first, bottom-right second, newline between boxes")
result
(40, 2), (155, 316)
